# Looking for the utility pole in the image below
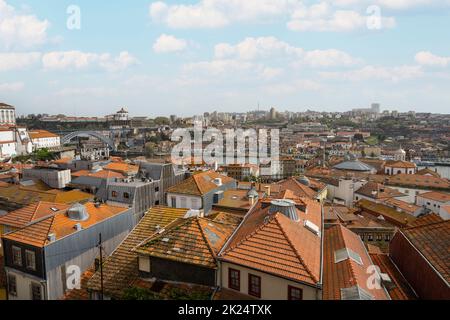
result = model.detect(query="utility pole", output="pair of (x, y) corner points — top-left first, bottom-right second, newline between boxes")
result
(98, 233), (104, 300)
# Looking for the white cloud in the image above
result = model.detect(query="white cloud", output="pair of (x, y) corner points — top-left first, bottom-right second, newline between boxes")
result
(214, 36), (360, 67)
(320, 65), (423, 82)
(0, 0), (49, 49)
(42, 51), (138, 72)
(415, 51), (450, 67)
(183, 59), (253, 76)
(288, 7), (396, 32)
(0, 81), (24, 92)
(153, 34), (187, 53)
(0, 52), (41, 71)
(376, 0), (448, 10)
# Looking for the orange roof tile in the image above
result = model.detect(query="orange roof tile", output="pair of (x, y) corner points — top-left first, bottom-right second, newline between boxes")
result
(29, 130), (59, 139)
(369, 253), (417, 300)
(0, 201), (70, 229)
(3, 202), (129, 247)
(323, 224), (390, 300)
(418, 191), (450, 202)
(276, 177), (318, 199)
(103, 162), (139, 175)
(167, 171), (235, 196)
(220, 198), (322, 286)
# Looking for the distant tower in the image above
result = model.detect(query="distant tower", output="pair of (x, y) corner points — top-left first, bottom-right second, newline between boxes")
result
(394, 147), (406, 161)
(270, 107), (277, 120)
(371, 103), (380, 114)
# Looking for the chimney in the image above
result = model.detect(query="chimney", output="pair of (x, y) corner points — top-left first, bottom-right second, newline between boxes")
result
(249, 196), (255, 206)
(264, 185), (271, 197)
(48, 233), (56, 243)
(213, 178), (223, 186)
(74, 223), (82, 231)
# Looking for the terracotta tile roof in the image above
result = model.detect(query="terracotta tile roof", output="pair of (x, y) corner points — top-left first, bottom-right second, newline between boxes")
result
(167, 171), (235, 196)
(71, 169), (124, 179)
(29, 130), (59, 139)
(356, 199), (416, 227)
(370, 174), (450, 191)
(219, 198), (322, 286)
(53, 190), (94, 204)
(210, 211), (244, 227)
(384, 198), (421, 215)
(276, 177), (318, 199)
(401, 218), (450, 283)
(355, 182), (406, 200)
(62, 268), (95, 300)
(52, 157), (72, 164)
(2, 202), (129, 247)
(103, 162), (139, 175)
(0, 201), (70, 229)
(385, 161), (417, 169)
(213, 189), (263, 212)
(323, 224), (390, 300)
(135, 217), (236, 269)
(87, 206), (188, 298)
(417, 168), (441, 178)
(418, 191), (450, 203)
(369, 253), (417, 300)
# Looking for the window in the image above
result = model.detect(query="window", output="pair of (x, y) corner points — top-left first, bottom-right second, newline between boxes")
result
(228, 268), (240, 291)
(376, 234), (383, 241)
(367, 234), (374, 242)
(8, 275), (17, 296)
(248, 274), (261, 298)
(180, 197), (187, 208)
(155, 186), (160, 192)
(123, 192), (130, 199)
(31, 283), (42, 300)
(112, 191), (118, 198)
(385, 234), (391, 242)
(288, 286), (303, 300)
(25, 250), (36, 271)
(154, 200), (160, 206)
(12, 246), (22, 266)
(171, 197), (176, 208)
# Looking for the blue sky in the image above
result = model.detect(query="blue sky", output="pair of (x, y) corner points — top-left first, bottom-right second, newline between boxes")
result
(1, 0), (450, 116)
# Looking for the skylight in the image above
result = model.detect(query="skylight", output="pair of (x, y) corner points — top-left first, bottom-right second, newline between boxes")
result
(334, 248), (363, 265)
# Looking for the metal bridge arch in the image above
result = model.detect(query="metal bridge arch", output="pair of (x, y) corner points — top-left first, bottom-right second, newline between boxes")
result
(61, 131), (116, 151)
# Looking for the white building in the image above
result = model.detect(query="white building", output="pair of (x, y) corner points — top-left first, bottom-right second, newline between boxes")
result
(0, 103), (16, 125)
(29, 130), (61, 150)
(416, 191), (450, 216)
(384, 160), (417, 175)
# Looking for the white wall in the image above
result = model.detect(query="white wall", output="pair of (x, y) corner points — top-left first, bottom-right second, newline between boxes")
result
(220, 262), (321, 300)
(167, 193), (202, 210)
(416, 196), (449, 214)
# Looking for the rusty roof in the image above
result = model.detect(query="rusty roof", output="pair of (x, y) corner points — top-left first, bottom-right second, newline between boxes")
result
(355, 182), (406, 200)
(356, 199), (416, 228)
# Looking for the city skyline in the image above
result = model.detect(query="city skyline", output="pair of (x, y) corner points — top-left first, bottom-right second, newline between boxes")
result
(1, 0), (450, 116)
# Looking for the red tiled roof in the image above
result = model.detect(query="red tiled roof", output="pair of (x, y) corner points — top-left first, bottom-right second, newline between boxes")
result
(167, 171), (235, 196)
(0, 202), (70, 229)
(369, 253), (417, 300)
(276, 177), (318, 199)
(323, 224), (390, 300)
(401, 217), (450, 283)
(220, 197), (322, 286)
(418, 191), (450, 203)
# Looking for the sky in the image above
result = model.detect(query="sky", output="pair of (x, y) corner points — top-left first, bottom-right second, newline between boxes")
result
(1, 0), (450, 117)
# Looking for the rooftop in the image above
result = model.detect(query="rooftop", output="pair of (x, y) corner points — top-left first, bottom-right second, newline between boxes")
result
(418, 191), (450, 203)
(355, 182), (406, 200)
(29, 130), (59, 139)
(323, 224), (390, 300)
(135, 217), (236, 269)
(2, 202), (129, 247)
(219, 196), (322, 286)
(356, 199), (417, 227)
(167, 171), (235, 196)
(87, 206), (188, 298)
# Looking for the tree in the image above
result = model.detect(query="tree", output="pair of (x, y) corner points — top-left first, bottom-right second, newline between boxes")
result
(154, 117), (170, 125)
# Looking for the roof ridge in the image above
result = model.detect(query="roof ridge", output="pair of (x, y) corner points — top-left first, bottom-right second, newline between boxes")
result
(197, 218), (219, 259)
(274, 213), (318, 284)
